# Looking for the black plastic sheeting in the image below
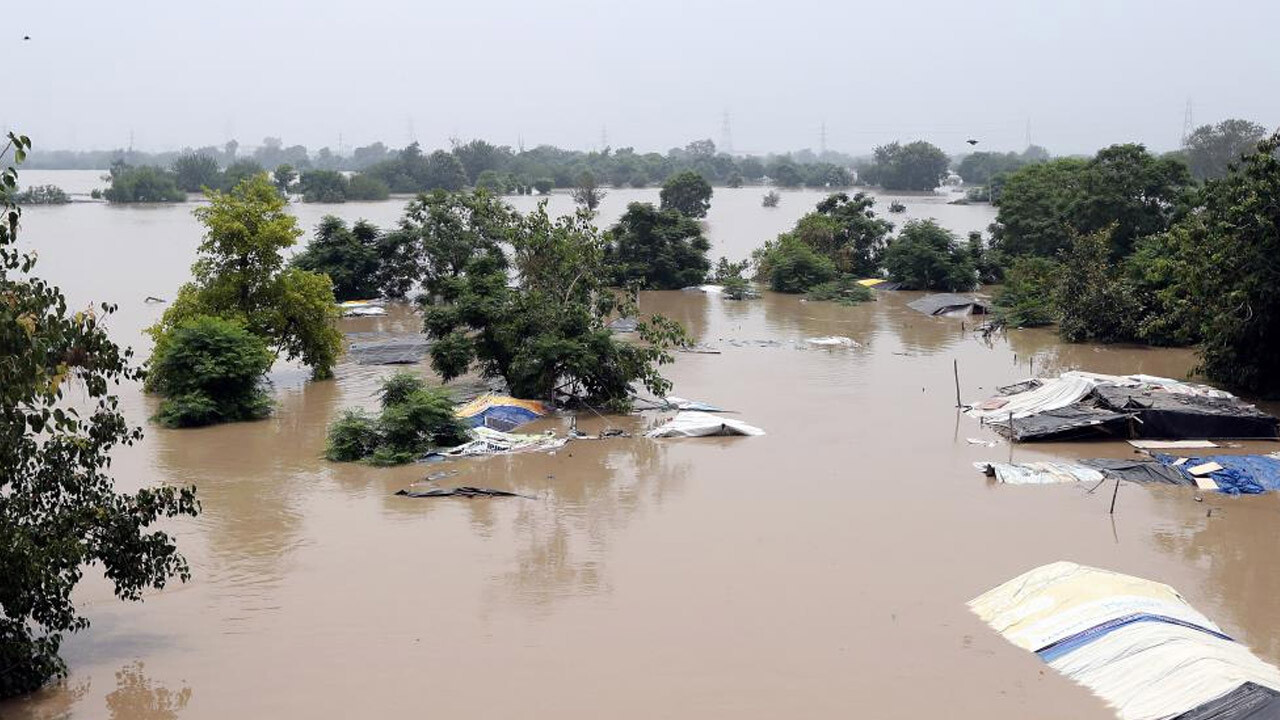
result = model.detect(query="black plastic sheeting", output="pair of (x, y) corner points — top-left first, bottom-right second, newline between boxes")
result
(988, 405), (1131, 442)
(395, 486), (532, 499)
(907, 293), (989, 316)
(1093, 386), (1280, 440)
(1079, 458), (1194, 486)
(1173, 683), (1280, 720)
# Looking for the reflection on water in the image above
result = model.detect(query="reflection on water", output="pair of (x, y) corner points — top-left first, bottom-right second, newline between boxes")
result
(5, 172), (1279, 720)
(105, 664), (190, 720)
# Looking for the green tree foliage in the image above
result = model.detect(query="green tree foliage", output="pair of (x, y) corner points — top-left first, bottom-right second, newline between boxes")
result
(571, 170), (606, 211)
(220, 159), (265, 192)
(993, 256), (1059, 327)
(1184, 119), (1268, 181)
(761, 190), (780, 208)
(273, 163), (298, 194)
(0, 133), (199, 698)
(146, 315), (274, 427)
(991, 145), (1192, 258)
(882, 219), (976, 291)
(172, 153), (222, 192)
(452, 139), (505, 185)
(150, 174), (342, 380)
(326, 373), (468, 465)
(1054, 228), (1139, 343)
(1185, 132), (1280, 395)
(767, 158), (803, 187)
(533, 178), (553, 195)
(299, 169), (348, 203)
(863, 141), (949, 191)
(377, 189), (517, 298)
(474, 169), (510, 194)
(420, 204), (688, 408)
(753, 235), (838, 293)
(794, 193), (894, 277)
(291, 216), (382, 301)
(604, 202), (711, 289)
(956, 150), (1035, 186)
(13, 185), (69, 204)
(424, 150), (469, 191)
(346, 173), (390, 201)
(102, 161), (186, 203)
(804, 277), (874, 305)
(967, 231), (1004, 284)
(659, 171), (713, 218)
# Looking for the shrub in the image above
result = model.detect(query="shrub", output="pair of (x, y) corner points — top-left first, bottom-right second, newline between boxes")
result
(103, 163), (186, 203)
(805, 277), (874, 305)
(14, 184), (69, 204)
(324, 373), (469, 465)
(1055, 229), (1140, 343)
(756, 235), (837, 293)
(147, 315), (274, 427)
(723, 276), (752, 300)
(325, 410), (381, 462)
(346, 174), (390, 201)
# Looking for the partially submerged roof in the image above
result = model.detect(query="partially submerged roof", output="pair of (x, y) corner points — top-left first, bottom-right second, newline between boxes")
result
(646, 411), (765, 438)
(967, 372), (1279, 442)
(455, 394), (549, 432)
(347, 336), (431, 365)
(971, 561), (1280, 720)
(907, 293), (989, 316)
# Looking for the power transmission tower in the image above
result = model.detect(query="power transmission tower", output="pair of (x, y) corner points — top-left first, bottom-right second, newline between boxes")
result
(1025, 118), (1032, 149)
(819, 121), (827, 156)
(600, 125), (608, 152)
(1181, 99), (1195, 146)
(720, 110), (734, 155)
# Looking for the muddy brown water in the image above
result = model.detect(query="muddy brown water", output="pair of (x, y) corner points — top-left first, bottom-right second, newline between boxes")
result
(3, 179), (1278, 719)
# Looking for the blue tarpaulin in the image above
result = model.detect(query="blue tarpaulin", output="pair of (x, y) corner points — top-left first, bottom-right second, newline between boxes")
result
(1154, 454), (1280, 495)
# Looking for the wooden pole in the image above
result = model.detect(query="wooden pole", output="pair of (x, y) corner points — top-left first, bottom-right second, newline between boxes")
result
(953, 359), (962, 408)
(1109, 476), (1121, 514)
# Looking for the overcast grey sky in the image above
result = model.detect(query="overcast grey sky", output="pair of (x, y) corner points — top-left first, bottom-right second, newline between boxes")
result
(9, 0), (1280, 157)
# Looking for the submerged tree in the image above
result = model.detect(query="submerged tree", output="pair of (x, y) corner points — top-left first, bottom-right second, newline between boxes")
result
(146, 315), (275, 427)
(571, 170), (606, 212)
(292, 216), (383, 301)
(0, 133), (199, 698)
(604, 202), (711, 290)
(659, 171), (713, 218)
(420, 204), (687, 409)
(172, 152), (222, 193)
(882, 219), (976, 292)
(149, 174), (342, 382)
(862, 141), (949, 191)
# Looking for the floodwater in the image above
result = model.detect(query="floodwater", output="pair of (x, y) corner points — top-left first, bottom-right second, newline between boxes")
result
(3, 175), (1278, 720)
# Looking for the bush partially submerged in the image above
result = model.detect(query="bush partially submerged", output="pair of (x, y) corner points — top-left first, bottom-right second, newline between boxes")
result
(325, 373), (469, 465)
(805, 277), (874, 305)
(147, 315), (274, 427)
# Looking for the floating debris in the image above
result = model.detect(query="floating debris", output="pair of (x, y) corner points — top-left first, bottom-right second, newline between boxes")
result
(805, 336), (858, 348)
(347, 336), (431, 365)
(395, 486), (532, 499)
(455, 394), (548, 432)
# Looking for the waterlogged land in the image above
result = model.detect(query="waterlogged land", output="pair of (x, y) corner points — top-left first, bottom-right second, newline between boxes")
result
(3, 176), (1278, 719)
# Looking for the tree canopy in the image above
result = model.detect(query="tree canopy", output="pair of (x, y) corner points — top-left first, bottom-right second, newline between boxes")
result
(882, 219), (975, 292)
(604, 202), (711, 289)
(291, 216), (384, 301)
(1184, 119), (1268, 181)
(149, 174), (342, 381)
(862, 141), (949, 191)
(103, 161), (186, 203)
(419, 203), (687, 408)
(0, 133), (199, 698)
(659, 171), (713, 218)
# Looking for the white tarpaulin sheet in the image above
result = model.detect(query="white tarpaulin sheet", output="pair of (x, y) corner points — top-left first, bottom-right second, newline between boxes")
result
(974, 461), (1104, 485)
(646, 411), (765, 438)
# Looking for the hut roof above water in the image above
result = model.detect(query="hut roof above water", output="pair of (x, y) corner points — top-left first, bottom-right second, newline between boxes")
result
(907, 293), (989, 316)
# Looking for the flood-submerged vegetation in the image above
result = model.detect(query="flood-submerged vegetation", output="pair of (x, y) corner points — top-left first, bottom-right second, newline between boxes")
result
(326, 373), (469, 465)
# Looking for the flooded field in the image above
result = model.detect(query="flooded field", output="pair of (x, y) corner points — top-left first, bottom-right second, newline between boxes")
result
(3, 175), (1277, 719)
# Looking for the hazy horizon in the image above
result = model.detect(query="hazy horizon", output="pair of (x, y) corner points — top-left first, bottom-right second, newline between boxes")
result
(8, 0), (1280, 158)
